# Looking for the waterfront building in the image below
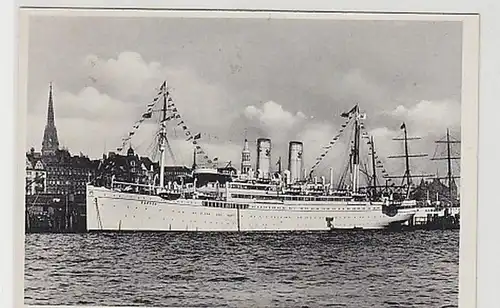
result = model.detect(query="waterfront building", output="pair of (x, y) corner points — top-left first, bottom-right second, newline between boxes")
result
(25, 150), (47, 195)
(26, 147), (97, 196)
(27, 83), (98, 197)
(95, 147), (193, 186)
(412, 178), (459, 204)
(96, 148), (155, 185)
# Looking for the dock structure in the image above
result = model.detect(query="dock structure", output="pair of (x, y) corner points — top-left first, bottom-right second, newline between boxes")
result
(25, 193), (87, 233)
(407, 207), (460, 230)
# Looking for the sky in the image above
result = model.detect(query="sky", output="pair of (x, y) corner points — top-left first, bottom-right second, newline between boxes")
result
(25, 15), (463, 183)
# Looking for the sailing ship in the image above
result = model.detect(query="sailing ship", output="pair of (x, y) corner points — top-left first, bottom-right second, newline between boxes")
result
(409, 129), (461, 226)
(86, 81), (419, 232)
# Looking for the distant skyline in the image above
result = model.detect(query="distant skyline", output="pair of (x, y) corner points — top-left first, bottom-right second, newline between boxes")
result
(25, 15), (463, 181)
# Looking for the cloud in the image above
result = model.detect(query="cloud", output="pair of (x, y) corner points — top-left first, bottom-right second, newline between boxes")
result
(244, 100), (306, 128)
(389, 99), (461, 135)
(83, 51), (236, 128)
(365, 99), (462, 181)
(28, 51), (241, 159)
(83, 52), (163, 101)
(27, 49), (461, 184)
(53, 86), (138, 122)
(243, 100), (308, 144)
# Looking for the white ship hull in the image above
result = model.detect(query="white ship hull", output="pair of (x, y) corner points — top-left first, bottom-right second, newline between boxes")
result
(86, 185), (417, 231)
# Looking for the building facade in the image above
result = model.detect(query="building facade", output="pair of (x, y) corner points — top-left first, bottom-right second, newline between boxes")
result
(94, 148), (156, 187)
(26, 83), (99, 197)
(95, 147), (192, 187)
(25, 151), (47, 195)
(26, 147), (97, 196)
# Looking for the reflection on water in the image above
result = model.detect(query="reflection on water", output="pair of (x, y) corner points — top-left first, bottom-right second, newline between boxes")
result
(25, 230), (459, 307)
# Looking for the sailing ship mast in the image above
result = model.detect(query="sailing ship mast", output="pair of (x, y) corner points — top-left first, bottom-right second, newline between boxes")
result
(370, 136), (377, 196)
(159, 81), (168, 189)
(386, 123), (433, 199)
(351, 105), (361, 194)
(431, 128), (461, 204)
(307, 104), (365, 195)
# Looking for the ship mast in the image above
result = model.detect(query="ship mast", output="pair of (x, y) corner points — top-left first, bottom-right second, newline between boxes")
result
(431, 128), (461, 204)
(351, 105), (361, 194)
(386, 123), (433, 199)
(446, 129), (453, 199)
(159, 81), (167, 189)
(402, 123), (411, 189)
(370, 136), (377, 196)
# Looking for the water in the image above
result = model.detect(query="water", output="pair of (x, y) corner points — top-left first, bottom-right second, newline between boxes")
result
(24, 230), (459, 307)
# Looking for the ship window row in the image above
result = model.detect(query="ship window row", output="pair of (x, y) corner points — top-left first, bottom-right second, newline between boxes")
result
(281, 196), (352, 202)
(47, 180), (87, 186)
(249, 206), (374, 212)
(202, 201), (249, 209)
(230, 184), (276, 191)
(231, 194), (352, 202)
(47, 170), (89, 176)
(245, 215), (381, 220)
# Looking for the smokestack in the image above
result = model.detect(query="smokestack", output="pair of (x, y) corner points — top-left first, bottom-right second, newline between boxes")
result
(288, 141), (304, 184)
(256, 138), (272, 179)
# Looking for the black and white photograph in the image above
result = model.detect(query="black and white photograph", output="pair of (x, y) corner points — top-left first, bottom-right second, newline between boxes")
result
(19, 7), (479, 308)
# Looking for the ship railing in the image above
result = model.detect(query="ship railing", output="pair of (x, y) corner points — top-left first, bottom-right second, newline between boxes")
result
(110, 181), (191, 196)
(112, 180), (163, 190)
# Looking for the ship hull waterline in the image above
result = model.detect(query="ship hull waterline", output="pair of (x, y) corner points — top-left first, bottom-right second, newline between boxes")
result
(86, 185), (417, 232)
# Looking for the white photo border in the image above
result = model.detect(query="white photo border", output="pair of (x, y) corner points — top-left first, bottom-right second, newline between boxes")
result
(5, 1), (495, 308)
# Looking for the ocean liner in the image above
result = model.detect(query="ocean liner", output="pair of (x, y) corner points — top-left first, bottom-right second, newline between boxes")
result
(86, 81), (419, 231)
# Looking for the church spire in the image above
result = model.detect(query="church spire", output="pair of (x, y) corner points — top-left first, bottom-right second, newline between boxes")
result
(47, 82), (55, 125)
(41, 82), (60, 156)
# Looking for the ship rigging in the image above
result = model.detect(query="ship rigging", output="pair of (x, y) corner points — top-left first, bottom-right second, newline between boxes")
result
(384, 123), (435, 199)
(430, 129), (461, 206)
(86, 82), (420, 232)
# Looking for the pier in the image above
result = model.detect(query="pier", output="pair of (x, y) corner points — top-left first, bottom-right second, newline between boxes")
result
(25, 193), (86, 233)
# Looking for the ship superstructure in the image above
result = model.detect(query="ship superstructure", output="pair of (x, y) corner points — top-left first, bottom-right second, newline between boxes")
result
(86, 82), (419, 232)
